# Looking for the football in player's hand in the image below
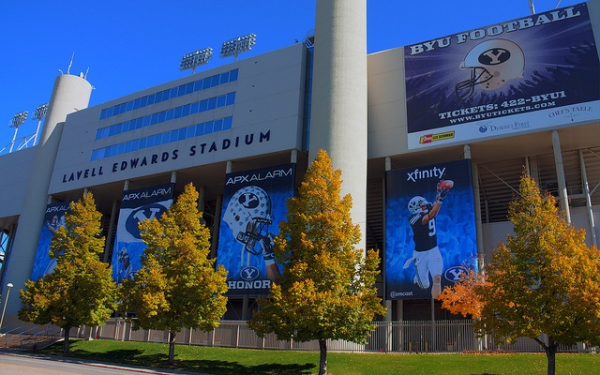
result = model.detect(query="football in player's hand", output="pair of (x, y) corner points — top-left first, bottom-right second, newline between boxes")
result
(437, 180), (454, 191)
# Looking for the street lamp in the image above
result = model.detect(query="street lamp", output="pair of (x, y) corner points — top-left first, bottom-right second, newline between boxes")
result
(220, 33), (256, 61)
(179, 47), (213, 74)
(0, 282), (14, 335)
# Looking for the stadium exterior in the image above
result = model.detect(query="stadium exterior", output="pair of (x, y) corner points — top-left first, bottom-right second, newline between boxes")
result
(0, 0), (599, 332)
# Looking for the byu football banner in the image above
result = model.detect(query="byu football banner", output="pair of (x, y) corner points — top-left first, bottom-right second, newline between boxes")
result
(217, 163), (295, 296)
(111, 183), (174, 283)
(30, 202), (71, 280)
(405, 3), (599, 149)
(385, 159), (477, 300)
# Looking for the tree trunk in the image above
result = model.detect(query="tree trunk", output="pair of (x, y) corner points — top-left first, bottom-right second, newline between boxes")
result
(63, 327), (71, 354)
(318, 339), (327, 375)
(545, 339), (557, 375)
(168, 331), (176, 364)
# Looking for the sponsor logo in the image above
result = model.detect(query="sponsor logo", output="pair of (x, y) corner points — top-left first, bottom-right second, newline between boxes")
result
(419, 131), (455, 144)
(390, 291), (414, 298)
(240, 266), (260, 281)
(444, 266), (468, 282)
(228, 279), (271, 290)
(126, 204), (168, 239)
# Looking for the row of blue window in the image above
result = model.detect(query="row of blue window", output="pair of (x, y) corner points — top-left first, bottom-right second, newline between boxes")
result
(91, 116), (233, 161)
(95, 92), (236, 140)
(99, 69), (239, 120)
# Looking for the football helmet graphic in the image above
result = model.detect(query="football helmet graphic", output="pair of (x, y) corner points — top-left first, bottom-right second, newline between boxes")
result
(455, 39), (525, 100)
(223, 185), (272, 255)
(408, 196), (429, 215)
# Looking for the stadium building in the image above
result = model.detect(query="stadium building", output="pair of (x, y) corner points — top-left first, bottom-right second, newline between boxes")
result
(0, 0), (599, 329)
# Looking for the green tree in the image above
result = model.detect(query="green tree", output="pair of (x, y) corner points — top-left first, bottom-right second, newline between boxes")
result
(19, 192), (118, 354)
(249, 150), (386, 375)
(443, 173), (600, 375)
(119, 183), (228, 364)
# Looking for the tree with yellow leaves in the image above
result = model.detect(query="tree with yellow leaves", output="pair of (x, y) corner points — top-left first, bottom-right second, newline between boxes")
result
(19, 192), (118, 354)
(249, 150), (386, 375)
(119, 183), (228, 364)
(439, 173), (600, 375)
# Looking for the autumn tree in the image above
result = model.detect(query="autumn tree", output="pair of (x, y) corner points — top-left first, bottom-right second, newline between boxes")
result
(19, 192), (118, 354)
(440, 173), (600, 375)
(249, 150), (386, 375)
(119, 183), (228, 364)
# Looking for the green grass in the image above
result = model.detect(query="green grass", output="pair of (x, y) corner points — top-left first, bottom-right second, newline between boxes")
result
(40, 339), (600, 375)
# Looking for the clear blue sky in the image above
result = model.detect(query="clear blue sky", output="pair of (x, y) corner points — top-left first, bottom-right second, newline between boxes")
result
(0, 0), (581, 151)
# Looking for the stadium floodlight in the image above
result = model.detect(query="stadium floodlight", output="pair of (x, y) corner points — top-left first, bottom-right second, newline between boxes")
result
(179, 47), (213, 74)
(33, 103), (48, 146)
(9, 111), (28, 153)
(220, 33), (256, 61)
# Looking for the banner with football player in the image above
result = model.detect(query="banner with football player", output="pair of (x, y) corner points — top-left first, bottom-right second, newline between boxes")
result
(385, 159), (477, 300)
(405, 3), (600, 149)
(30, 202), (71, 280)
(217, 163), (295, 296)
(111, 183), (174, 283)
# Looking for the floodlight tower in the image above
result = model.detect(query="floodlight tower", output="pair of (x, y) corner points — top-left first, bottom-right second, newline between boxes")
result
(220, 33), (256, 61)
(179, 47), (213, 74)
(9, 111), (28, 153)
(32, 103), (48, 146)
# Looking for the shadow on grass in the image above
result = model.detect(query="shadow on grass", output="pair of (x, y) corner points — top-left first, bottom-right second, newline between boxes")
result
(44, 346), (315, 375)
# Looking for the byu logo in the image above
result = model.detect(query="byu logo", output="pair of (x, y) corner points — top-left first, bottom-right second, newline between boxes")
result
(444, 266), (468, 282)
(479, 48), (510, 65)
(239, 192), (259, 209)
(126, 204), (168, 239)
(240, 266), (260, 281)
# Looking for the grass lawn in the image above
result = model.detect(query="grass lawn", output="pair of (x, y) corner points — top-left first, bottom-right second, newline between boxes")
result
(40, 339), (600, 375)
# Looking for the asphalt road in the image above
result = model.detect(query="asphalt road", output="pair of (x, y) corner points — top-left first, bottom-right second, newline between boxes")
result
(0, 350), (209, 375)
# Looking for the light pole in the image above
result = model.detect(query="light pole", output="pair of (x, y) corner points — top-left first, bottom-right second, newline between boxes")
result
(33, 103), (48, 146)
(220, 33), (256, 61)
(0, 282), (14, 335)
(179, 47), (213, 74)
(9, 111), (28, 153)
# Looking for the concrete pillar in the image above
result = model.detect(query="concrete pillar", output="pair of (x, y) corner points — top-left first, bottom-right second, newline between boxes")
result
(2, 74), (92, 315)
(311, 0), (368, 249)
(551, 130), (571, 224)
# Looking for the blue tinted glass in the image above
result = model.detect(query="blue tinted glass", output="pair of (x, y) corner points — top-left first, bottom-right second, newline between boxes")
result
(207, 97), (217, 110)
(154, 91), (163, 103)
(158, 111), (166, 123)
(108, 126), (116, 137)
(223, 116), (233, 129)
(178, 84), (186, 97)
(204, 121), (213, 134)
(194, 80), (203, 92)
(199, 100), (208, 112)
(117, 143), (126, 155)
(226, 92), (236, 105)
(95, 129), (103, 140)
(170, 130), (179, 142)
(146, 135), (154, 147)
(133, 98), (142, 109)
(126, 101), (134, 111)
(114, 123), (122, 135)
(203, 77), (211, 89)
(138, 138), (146, 149)
(91, 149), (99, 160)
(174, 107), (182, 119)
(131, 139), (139, 151)
(136, 118), (144, 129)
(211, 75), (220, 87)
(178, 128), (187, 140)
(143, 115), (151, 127)
(170, 88), (178, 98)
(195, 123), (204, 136)
(214, 118), (223, 131)
(100, 109), (107, 120)
(217, 95), (226, 107)
(140, 96), (148, 107)
(112, 105), (120, 116)
(220, 72), (229, 84)
(185, 82), (194, 94)
(162, 132), (171, 144)
(181, 104), (190, 117)
(147, 94), (155, 105)
(166, 109), (174, 121)
(190, 102), (199, 114)
(187, 126), (195, 138)
(229, 69), (238, 81)
(151, 113), (159, 125)
(125, 141), (132, 153)
(102, 127), (110, 138)
(120, 103), (128, 114)
(106, 106), (114, 117)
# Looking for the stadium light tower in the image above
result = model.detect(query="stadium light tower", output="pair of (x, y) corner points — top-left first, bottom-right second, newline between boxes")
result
(220, 33), (256, 61)
(32, 103), (48, 146)
(179, 47), (213, 74)
(9, 111), (28, 153)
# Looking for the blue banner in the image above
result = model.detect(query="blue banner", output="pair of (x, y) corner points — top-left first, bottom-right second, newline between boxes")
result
(385, 159), (477, 300)
(111, 183), (174, 283)
(405, 3), (600, 148)
(30, 202), (71, 280)
(217, 163), (295, 295)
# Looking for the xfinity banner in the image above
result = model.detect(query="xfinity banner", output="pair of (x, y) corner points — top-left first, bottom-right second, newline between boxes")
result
(111, 183), (174, 283)
(31, 202), (71, 280)
(405, 3), (600, 149)
(217, 163), (295, 296)
(385, 159), (477, 300)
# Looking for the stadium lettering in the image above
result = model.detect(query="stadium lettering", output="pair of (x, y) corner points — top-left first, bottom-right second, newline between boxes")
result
(406, 167), (446, 182)
(62, 166), (104, 183)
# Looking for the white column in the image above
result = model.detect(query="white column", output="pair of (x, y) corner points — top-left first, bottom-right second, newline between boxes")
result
(551, 130), (571, 224)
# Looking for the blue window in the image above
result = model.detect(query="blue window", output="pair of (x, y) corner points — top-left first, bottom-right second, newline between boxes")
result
(138, 138), (146, 149)
(203, 77), (211, 89)
(126, 101), (134, 111)
(146, 135), (155, 147)
(185, 82), (194, 94)
(223, 116), (233, 129)
(100, 109), (107, 120)
(143, 115), (151, 127)
(187, 126), (195, 138)
(226, 92), (236, 105)
(95, 129), (103, 140)
(178, 128), (187, 140)
(151, 113), (159, 125)
(194, 80), (203, 92)
(162, 132), (171, 144)
(140, 96), (148, 107)
(211, 75), (220, 87)
(181, 104), (190, 117)
(117, 143), (126, 155)
(170, 130), (179, 142)
(229, 69), (238, 81)
(133, 98), (142, 110)
(174, 107), (183, 119)
(190, 102), (199, 114)
(220, 72), (229, 84)
(147, 94), (155, 105)
(131, 139), (139, 152)
(170, 87), (178, 99)
(166, 109), (174, 121)
(113, 123), (122, 135)
(217, 95), (226, 108)
(195, 123), (204, 136)
(214, 118), (223, 131)
(207, 97), (217, 110)
(199, 100), (208, 112)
